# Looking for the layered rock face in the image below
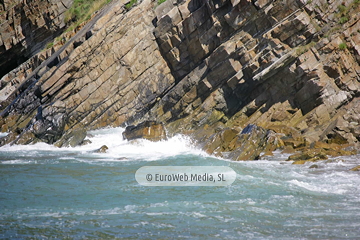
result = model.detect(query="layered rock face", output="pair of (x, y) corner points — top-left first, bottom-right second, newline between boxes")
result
(144, 0), (360, 159)
(0, 0), (359, 160)
(0, 0), (175, 147)
(0, 0), (72, 78)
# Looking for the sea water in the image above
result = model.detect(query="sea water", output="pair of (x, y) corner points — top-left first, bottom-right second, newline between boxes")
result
(1, 127), (360, 239)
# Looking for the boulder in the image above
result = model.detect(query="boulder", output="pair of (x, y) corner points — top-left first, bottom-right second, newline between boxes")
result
(94, 145), (109, 153)
(122, 121), (167, 142)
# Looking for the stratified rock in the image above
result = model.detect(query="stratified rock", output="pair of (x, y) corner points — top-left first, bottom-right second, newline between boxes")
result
(288, 149), (328, 161)
(144, 0), (360, 159)
(6, 103), (68, 146)
(122, 121), (167, 142)
(0, 132), (18, 146)
(0, 0), (359, 161)
(227, 125), (271, 161)
(54, 128), (87, 148)
(0, 0), (175, 148)
(202, 124), (284, 160)
(286, 140), (357, 164)
(0, 0), (71, 79)
(13, 131), (37, 145)
(203, 127), (239, 156)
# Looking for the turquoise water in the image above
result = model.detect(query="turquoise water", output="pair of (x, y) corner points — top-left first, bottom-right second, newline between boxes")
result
(1, 128), (360, 239)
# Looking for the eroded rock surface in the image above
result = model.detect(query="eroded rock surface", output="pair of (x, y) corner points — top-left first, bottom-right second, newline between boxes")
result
(0, 0), (359, 159)
(0, 0), (72, 78)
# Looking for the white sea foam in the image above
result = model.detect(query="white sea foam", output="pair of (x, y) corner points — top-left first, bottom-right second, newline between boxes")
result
(0, 142), (63, 152)
(0, 132), (8, 138)
(76, 127), (207, 161)
(1, 159), (37, 164)
(288, 178), (351, 195)
(0, 127), (207, 162)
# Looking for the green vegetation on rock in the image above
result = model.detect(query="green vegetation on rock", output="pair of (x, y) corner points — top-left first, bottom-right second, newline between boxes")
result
(296, 41), (316, 56)
(46, 41), (54, 49)
(158, 0), (167, 5)
(337, 4), (347, 13)
(65, 0), (112, 30)
(339, 16), (349, 24)
(338, 42), (347, 50)
(125, 0), (137, 10)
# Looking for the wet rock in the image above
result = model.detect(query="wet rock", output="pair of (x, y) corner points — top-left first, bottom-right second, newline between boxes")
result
(292, 160), (307, 165)
(288, 149), (328, 163)
(312, 141), (357, 157)
(122, 121), (167, 142)
(31, 105), (67, 144)
(203, 128), (239, 156)
(350, 165), (360, 171)
(287, 141), (357, 164)
(309, 164), (319, 169)
(202, 124), (285, 160)
(94, 145), (109, 153)
(264, 131), (285, 153)
(81, 139), (92, 146)
(67, 129), (87, 148)
(0, 132), (18, 146)
(14, 131), (37, 145)
(227, 125), (270, 161)
(325, 159), (344, 164)
(191, 123), (223, 148)
(289, 149), (328, 161)
(54, 128), (87, 148)
(281, 145), (296, 154)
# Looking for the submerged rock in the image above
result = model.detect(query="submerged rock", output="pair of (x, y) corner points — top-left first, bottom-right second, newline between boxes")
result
(122, 121), (167, 142)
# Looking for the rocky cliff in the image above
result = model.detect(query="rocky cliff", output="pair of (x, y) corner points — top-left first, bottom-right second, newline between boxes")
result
(0, 0), (72, 79)
(0, 0), (359, 161)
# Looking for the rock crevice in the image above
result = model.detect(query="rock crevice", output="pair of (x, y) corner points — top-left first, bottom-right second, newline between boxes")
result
(0, 0), (359, 160)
